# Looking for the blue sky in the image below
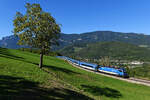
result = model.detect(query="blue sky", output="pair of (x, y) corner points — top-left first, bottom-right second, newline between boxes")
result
(0, 0), (150, 39)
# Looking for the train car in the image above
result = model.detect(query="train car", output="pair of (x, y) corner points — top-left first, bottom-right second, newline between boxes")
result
(69, 59), (80, 66)
(80, 61), (98, 70)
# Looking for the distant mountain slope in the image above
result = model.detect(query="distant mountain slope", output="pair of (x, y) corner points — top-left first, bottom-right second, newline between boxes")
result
(59, 41), (150, 61)
(0, 35), (21, 49)
(1, 31), (150, 49)
(59, 31), (150, 46)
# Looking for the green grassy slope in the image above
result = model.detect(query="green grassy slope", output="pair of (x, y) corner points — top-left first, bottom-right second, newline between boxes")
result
(0, 48), (92, 100)
(0, 48), (150, 100)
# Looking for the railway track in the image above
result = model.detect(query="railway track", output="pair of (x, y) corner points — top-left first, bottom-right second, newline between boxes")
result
(67, 60), (150, 87)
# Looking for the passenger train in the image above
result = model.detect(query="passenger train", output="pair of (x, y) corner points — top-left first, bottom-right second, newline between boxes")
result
(57, 56), (129, 78)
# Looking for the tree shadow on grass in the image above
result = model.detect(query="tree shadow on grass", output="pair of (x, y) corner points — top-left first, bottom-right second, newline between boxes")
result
(0, 75), (94, 100)
(0, 48), (24, 60)
(81, 85), (122, 98)
(43, 64), (81, 75)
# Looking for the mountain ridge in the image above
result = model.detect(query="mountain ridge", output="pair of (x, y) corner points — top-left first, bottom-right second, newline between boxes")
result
(1, 31), (150, 49)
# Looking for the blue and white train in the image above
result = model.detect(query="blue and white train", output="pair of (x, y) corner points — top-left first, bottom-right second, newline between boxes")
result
(57, 56), (129, 78)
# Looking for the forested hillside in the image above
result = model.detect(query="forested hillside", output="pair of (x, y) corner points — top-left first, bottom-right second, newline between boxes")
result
(59, 42), (150, 61)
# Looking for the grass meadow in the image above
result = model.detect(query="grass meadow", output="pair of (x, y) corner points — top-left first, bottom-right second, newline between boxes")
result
(0, 48), (150, 100)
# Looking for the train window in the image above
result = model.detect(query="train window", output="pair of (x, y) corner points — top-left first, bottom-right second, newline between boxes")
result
(73, 61), (78, 64)
(81, 64), (93, 68)
(118, 69), (123, 72)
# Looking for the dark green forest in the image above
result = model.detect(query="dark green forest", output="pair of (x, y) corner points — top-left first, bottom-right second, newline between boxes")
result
(59, 41), (150, 61)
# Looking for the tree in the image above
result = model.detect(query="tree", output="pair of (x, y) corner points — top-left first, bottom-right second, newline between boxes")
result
(99, 56), (111, 67)
(13, 3), (61, 68)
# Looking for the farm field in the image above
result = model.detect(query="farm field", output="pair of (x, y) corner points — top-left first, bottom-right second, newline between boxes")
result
(0, 48), (150, 100)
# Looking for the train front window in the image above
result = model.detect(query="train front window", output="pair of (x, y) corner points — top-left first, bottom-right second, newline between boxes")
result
(118, 69), (123, 72)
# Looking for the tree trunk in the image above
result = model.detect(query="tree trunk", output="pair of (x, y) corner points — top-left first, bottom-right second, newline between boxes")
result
(30, 47), (32, 52)
(39, 52), (43, 68)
